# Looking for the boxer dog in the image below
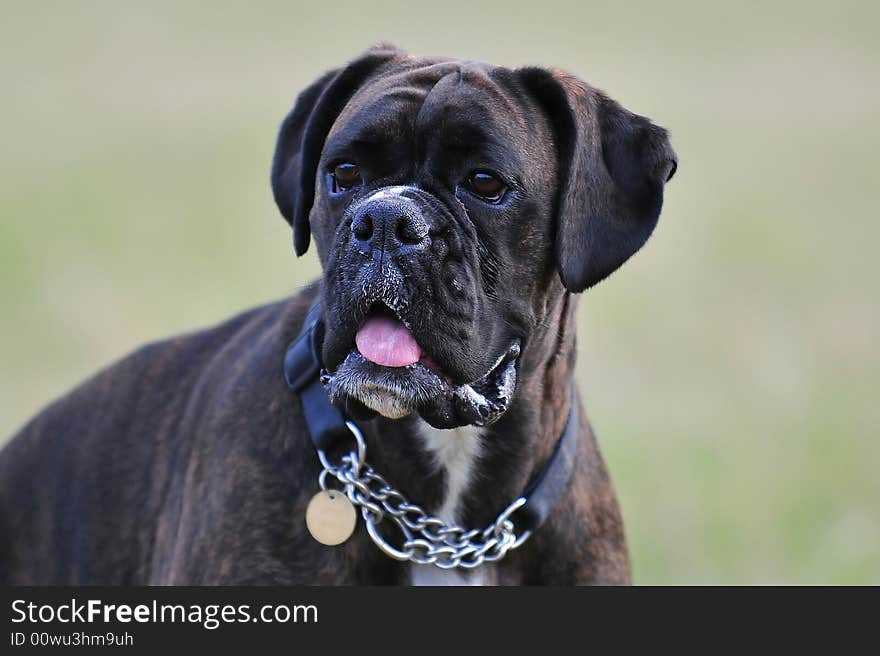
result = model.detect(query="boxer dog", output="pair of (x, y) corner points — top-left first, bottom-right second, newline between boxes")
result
(0, 44), (676, 585)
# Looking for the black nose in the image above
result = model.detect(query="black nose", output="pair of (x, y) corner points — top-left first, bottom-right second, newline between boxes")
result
(350, 198), (429, 258)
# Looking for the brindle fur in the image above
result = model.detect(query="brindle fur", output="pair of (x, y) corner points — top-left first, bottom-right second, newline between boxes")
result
(1, 44), (676, 585)
(0, 283), (627, 584)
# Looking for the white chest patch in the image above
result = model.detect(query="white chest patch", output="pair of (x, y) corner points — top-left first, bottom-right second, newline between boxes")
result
(409, 422), (494, 586)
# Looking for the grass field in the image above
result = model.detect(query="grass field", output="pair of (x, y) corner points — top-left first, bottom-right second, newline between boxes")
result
(1, 1), (878, 583)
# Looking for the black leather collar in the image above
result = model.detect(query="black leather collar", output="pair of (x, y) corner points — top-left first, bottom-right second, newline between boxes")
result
(284, 302), (579, 536)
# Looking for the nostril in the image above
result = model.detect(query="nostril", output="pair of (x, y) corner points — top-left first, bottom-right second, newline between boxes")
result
(396, 216), (428, 245)
(351, 214), (373, 241)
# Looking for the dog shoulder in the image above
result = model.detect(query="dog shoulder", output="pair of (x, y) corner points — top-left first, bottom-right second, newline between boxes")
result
(0, 288), (316, 583)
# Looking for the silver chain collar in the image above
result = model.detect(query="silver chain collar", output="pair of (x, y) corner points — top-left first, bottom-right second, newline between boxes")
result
(317, 421), (532, 570)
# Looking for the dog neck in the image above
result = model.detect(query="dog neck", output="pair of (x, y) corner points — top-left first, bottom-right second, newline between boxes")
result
(360, 287), (579, 582)
(461, 287), (579, 527)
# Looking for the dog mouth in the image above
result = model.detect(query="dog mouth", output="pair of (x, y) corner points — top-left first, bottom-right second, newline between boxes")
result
(321, 303), (520, 428)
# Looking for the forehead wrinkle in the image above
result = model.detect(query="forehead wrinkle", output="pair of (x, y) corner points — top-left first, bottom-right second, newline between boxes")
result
(327, 85), (423, 147)
(413, 67), (524, 142)
(347, 61), (459, 113)
(413, 73), (524, 159)
(325, 61), (533, 176)
(460, 66), (521, 117)
(327, 62), (463, 148)
(422, 69), (493, 113)
(413, 68), (463, 130)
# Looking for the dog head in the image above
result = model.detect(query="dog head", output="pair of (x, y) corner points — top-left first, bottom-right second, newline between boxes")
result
(272, 45), (677, 428)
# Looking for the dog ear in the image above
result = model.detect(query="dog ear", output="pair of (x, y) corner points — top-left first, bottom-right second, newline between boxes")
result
(271, 44), (401, 256)
(519, 67), (677, 292)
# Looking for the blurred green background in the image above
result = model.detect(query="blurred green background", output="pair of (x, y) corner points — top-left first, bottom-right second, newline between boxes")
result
(2, 1), (878, 584)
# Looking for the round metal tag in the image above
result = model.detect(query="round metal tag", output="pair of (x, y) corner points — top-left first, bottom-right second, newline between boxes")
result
(305, 490), (357, 546)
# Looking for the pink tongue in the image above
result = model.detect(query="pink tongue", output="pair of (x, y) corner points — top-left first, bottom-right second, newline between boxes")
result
(356, 315), (422, 367)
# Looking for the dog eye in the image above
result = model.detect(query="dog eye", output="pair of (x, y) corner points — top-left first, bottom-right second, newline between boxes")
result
(331, 163), (361, 192)
(465, 170), (506, 202)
